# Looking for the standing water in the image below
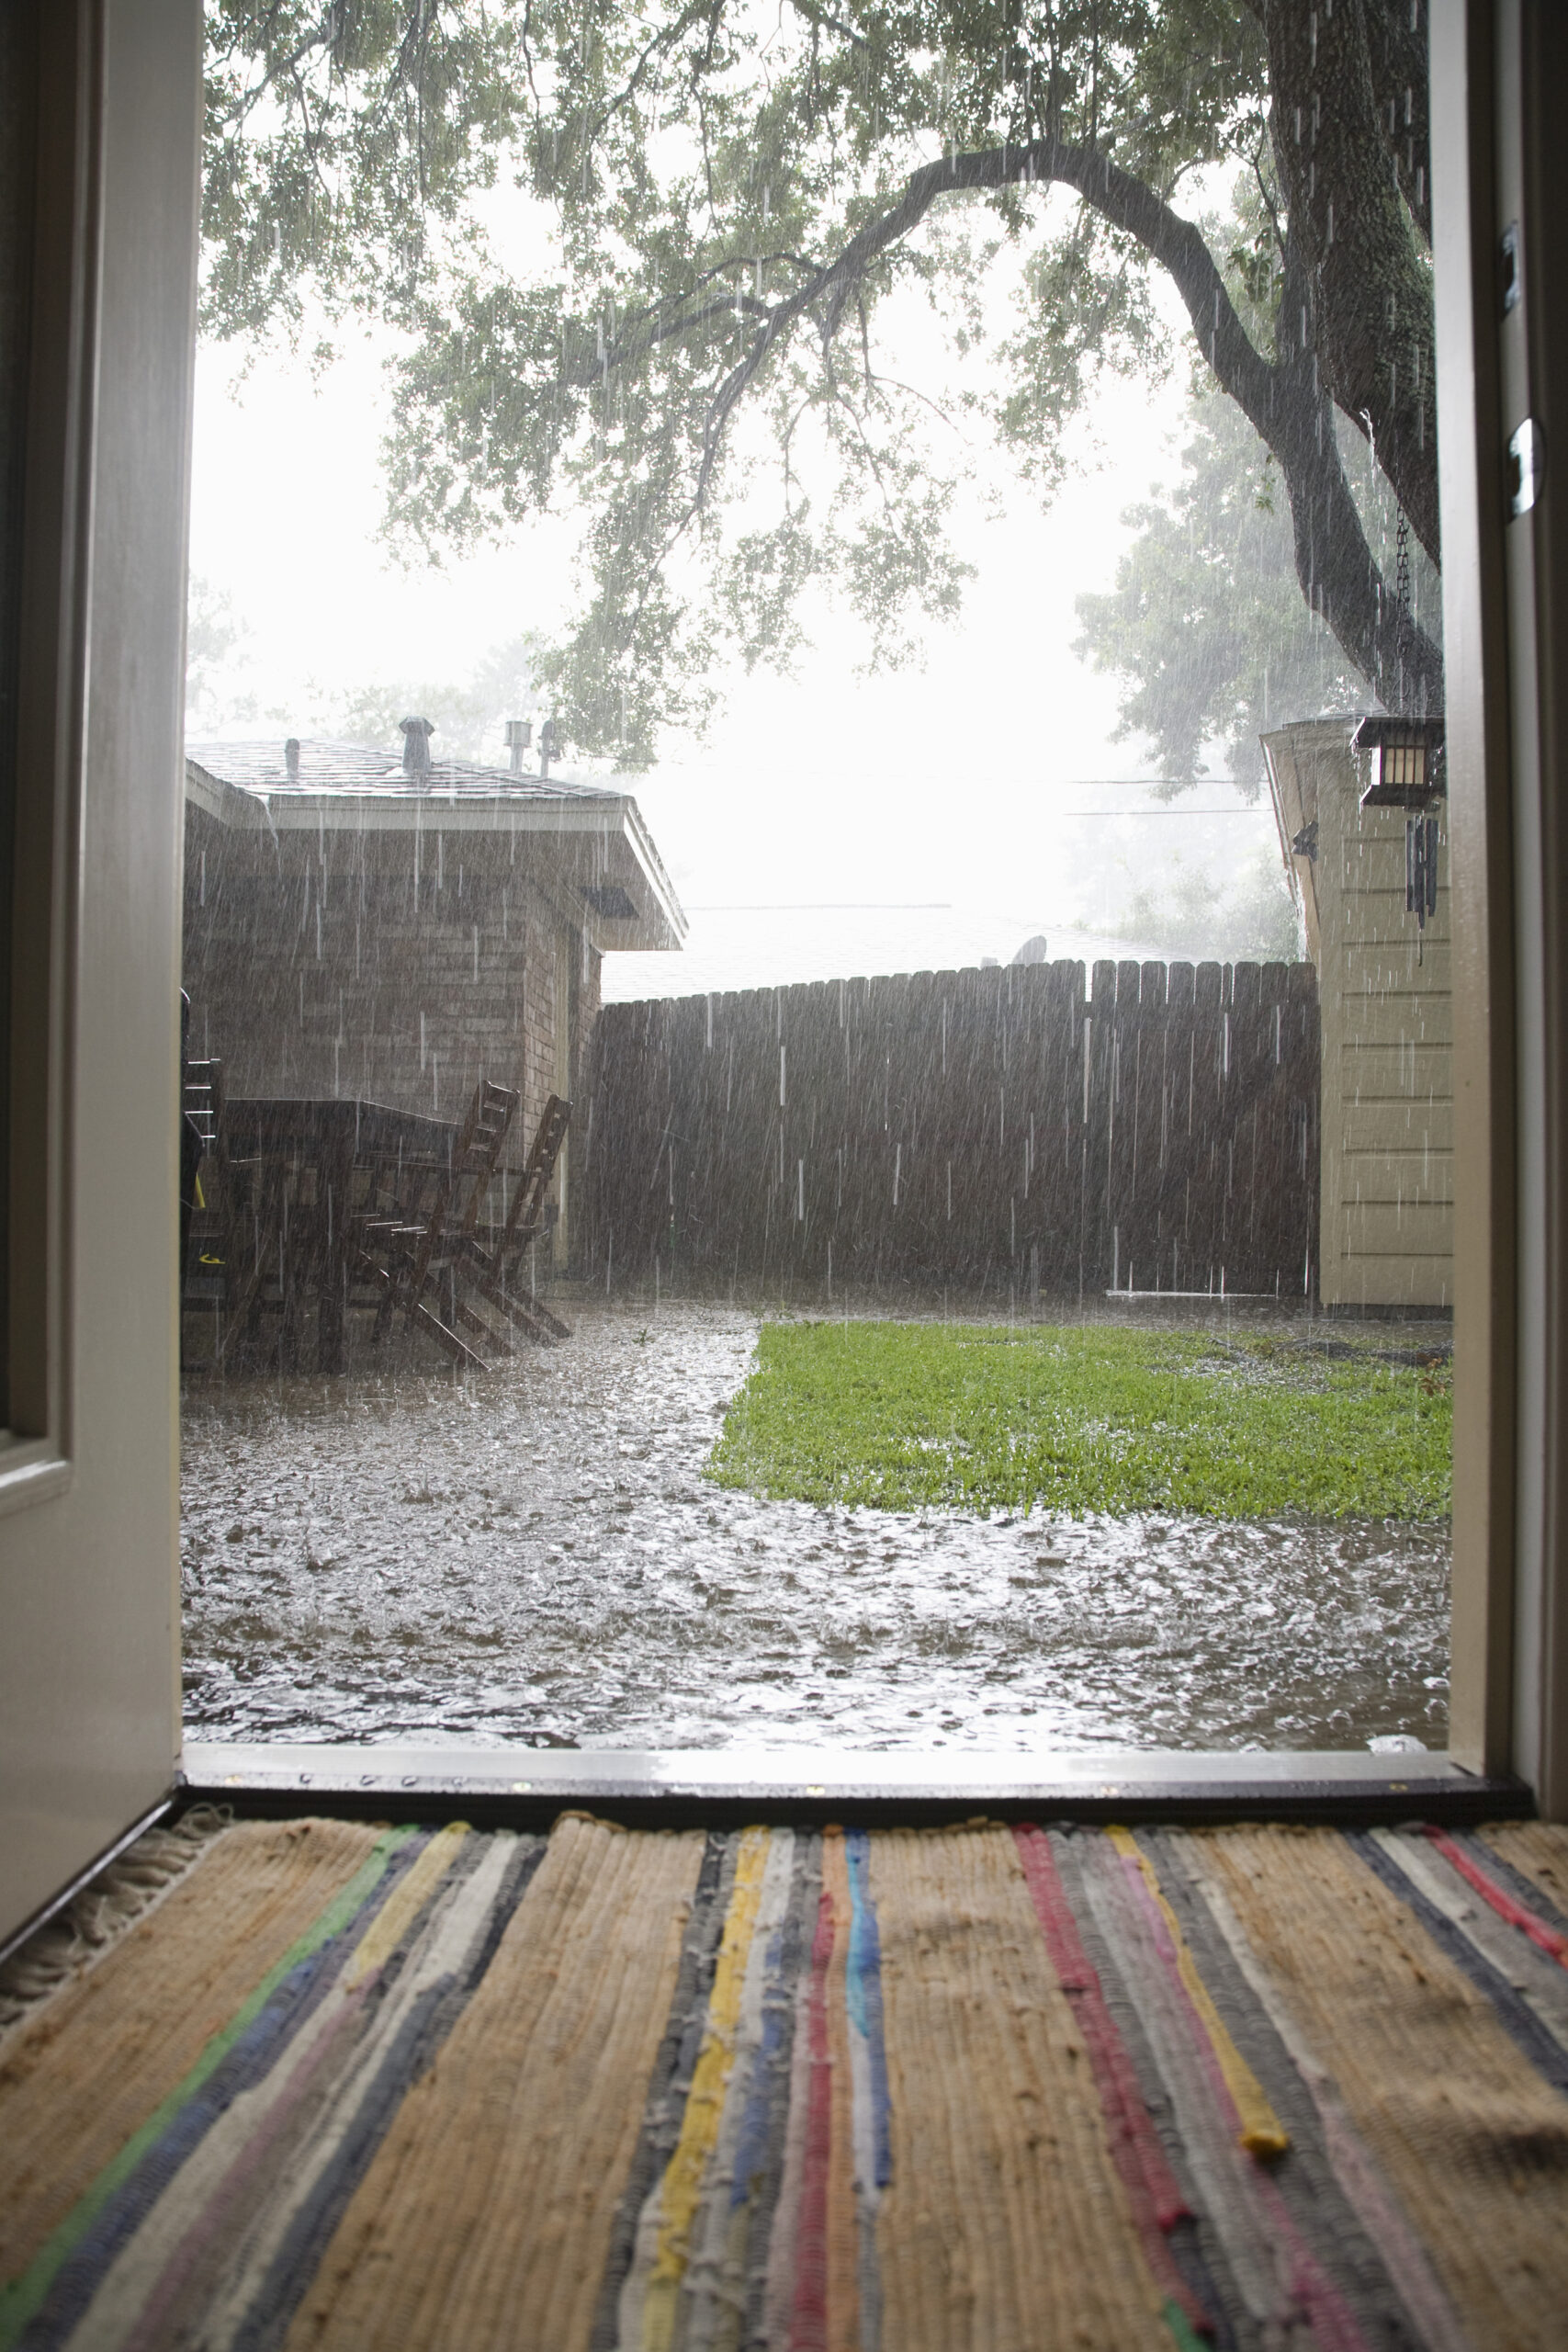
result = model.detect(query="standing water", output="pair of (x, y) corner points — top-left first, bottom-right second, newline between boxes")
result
(181, 1300), (1449, 1753)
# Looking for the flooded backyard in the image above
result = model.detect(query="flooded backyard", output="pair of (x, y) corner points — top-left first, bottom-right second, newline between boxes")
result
(180, 1298), (1450, 1754)
(171, 0), (1467, 1770)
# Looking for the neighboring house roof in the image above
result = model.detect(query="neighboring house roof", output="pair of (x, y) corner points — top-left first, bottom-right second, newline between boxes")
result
(185, 736), (686, 954)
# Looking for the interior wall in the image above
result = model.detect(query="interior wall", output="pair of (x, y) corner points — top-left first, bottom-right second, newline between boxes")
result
(0, 0), (200, 1947)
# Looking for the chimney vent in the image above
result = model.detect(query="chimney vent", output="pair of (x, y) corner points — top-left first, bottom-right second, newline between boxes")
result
(504, 718), (532, 775)
(400, 716), (435, 780)
(284, 737), (301, 783)
(539, 718), (562, 777)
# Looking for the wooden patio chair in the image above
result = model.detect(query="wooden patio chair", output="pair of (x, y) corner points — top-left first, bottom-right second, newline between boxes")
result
(457, 1093), (573, 1347)
(355, 1078), (520, 1370)
(180, 1056), (226, 1308)
(180, 1060), (298, 1367)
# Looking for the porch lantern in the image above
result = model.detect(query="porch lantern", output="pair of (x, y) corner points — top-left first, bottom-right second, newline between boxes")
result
(1353, 713), (1446, 808)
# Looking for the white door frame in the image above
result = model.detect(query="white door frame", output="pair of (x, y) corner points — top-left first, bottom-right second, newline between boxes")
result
(0, 0), (200, 1948)
(9, 1), (1568, 1954)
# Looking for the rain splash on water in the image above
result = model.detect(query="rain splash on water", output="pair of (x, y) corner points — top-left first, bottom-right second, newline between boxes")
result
(181, 1298), (1449, 1753)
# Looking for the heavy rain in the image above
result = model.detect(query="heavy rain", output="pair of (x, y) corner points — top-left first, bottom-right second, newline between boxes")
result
(183, 4), (1453, 1758)
(181, 1300), (1450, 1752)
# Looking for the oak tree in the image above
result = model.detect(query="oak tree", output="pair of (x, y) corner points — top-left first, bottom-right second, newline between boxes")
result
(203, 0), (1438, 761)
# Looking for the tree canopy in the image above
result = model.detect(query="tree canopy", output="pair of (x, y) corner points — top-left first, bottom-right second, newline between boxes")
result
(1075, 384), (1375, 797)
(203, 0), (1438, 764)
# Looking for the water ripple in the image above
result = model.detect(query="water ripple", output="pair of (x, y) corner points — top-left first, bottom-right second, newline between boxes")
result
(180, 1300), (1450, 1752)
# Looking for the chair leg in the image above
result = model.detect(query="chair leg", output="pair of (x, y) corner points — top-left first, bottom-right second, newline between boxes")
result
(219, 1176), (285, 1367)
(481, 1284), (571, 1344)
(354, 1249), (490, 1373)
(408, 1294), (489, 1372)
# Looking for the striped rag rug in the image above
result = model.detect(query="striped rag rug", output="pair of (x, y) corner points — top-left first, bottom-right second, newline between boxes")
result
(4, 1815), (1568, 2352)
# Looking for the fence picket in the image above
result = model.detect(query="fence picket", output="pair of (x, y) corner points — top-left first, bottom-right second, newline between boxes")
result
(582, 958), (1320, 1300)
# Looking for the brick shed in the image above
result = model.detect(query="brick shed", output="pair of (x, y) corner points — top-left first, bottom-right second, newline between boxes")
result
(182, 731), (686, 1263)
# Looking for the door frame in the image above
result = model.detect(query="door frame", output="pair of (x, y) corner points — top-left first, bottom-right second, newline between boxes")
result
(6, 0), (1568, 1959)
(0, 0), (200, 1950)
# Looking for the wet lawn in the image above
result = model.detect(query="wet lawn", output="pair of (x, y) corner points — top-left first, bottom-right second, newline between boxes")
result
(707, 1321), (1452, 1520)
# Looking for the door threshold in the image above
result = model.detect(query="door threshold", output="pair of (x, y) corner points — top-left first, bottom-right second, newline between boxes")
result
(179, 1740), (1530, 1828)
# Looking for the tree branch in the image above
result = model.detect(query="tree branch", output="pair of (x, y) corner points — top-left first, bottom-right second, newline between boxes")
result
(1364, 0), (1432, 246)
(560, 124), (1440, 709)
(786, 0), (866, 51)
(1261, 0), (1438, 565)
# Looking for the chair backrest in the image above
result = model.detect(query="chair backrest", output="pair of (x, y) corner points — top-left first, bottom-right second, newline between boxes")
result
(407, 1078), (520, 1290)
(494, 1094), (571, 1259)
(452, 1080), (520, 1240)
(183, 1057), (224, 1149)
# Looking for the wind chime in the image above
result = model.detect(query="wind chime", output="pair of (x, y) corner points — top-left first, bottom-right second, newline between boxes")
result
(1352, 514), (1445, 929)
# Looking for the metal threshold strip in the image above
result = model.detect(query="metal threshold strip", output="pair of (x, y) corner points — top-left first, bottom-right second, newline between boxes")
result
(179, 1741), (1531, 1830)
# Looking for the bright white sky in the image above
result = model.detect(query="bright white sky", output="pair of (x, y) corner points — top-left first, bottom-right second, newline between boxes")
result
(186, 188), (1280, 991)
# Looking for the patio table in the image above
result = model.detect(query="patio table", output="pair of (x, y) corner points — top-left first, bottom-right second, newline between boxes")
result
(224, 1097), (460, 1373)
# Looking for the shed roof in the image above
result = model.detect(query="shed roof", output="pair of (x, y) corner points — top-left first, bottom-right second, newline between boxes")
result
(186, 737), (622, 803)
(185, 736), (686, 954)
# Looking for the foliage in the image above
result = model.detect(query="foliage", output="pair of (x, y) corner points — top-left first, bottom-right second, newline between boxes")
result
(331, 634), (546, 761)
(203, 3), (534, 347)
(708, 1318), (1452, 1519)
(201, 2), (1440, 761)
(1075, 389), (1364, 797)
(185, 574), (258, 730)
(1106, 842), (1302, 962)
(182, 587), (542, 763)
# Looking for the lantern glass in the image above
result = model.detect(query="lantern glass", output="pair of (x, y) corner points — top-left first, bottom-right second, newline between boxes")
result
(1380, 738), (1427, 793)
(1357, 716), (1444, 808)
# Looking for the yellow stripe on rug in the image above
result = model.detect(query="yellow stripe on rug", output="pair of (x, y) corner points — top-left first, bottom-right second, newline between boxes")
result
(871, 1824), (1170, 2352)
(344, 1821), (469, 1989)
(641, 1824), (771, 2352)
(1107, 1826), (1288, 2160)
(0, 1818), (383, 2284)
(1199, 1824), (1568, 2352)
(282, 1814), (706, 2352)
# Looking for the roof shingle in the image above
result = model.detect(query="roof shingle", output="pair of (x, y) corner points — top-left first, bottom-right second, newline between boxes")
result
(185, 737), (621, 803)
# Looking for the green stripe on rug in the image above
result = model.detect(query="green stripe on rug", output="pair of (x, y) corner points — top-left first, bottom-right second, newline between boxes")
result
(1161, 2292), (1209, 2350)
(0, 1826), (418, 2352)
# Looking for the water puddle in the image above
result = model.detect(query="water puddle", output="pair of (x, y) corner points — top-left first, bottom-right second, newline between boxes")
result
(180, 1300), (1449, 1751)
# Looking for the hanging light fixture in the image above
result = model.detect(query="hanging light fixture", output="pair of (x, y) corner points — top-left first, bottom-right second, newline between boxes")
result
(1353, 714), (1446, 808)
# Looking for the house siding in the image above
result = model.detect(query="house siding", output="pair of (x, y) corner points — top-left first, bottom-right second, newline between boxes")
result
(1264, 719), (1453, 1309)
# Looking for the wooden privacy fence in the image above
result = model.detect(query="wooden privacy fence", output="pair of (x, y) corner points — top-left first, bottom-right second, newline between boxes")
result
(581, 958), (1320, 1299)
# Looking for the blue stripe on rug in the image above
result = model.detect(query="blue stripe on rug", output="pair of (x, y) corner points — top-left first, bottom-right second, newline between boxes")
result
(844, 1829), (892, 2193)
(17, 1832), (434, 2352)
(231, 1831), (547, 2352)
(1348, 1830), (1568, 2097)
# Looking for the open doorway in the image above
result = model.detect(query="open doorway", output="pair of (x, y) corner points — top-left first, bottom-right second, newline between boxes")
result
(177, 0), (1458, 1765)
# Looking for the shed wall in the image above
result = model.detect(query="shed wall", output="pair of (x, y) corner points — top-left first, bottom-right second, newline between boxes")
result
(181, 803), (602, 1259)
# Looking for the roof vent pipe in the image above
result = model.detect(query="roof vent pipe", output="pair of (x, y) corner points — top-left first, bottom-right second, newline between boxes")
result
(400, 716), (434, 780)
(504, 718), (532, 775)
(284, 737), (301, 783)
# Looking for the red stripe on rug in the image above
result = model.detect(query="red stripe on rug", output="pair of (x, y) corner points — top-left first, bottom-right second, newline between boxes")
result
(1014, 1827), (1213, 2338)
(789, 1890), (836, 2352)
(1423, 1827), (1568, 1968)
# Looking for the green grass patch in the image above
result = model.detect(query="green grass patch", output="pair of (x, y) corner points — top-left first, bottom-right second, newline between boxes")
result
(706, 1320), (1452, 1520)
